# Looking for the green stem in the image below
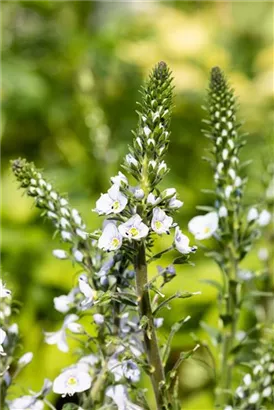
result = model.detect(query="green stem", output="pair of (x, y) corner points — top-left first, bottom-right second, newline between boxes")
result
(216, 248), (239, 408)
(134, 241), (166, 410)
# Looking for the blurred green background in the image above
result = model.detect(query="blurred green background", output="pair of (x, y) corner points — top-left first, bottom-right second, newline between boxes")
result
(1, 1), (273, 409)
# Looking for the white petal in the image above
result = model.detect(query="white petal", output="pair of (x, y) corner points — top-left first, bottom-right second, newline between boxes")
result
(188, 212), (218, 240)
(18, 352), (33, 366)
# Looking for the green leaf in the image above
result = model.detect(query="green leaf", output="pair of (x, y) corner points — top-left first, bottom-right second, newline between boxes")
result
(62, 404), (79, 410)
(162, 315), (191, 366)
(200, 279), (223, 294)
(200, 321), (222, 345)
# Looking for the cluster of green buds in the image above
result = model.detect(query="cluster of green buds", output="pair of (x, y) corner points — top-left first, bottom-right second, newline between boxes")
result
(11, 158), (94, 267)
(124, 61), (173, 192)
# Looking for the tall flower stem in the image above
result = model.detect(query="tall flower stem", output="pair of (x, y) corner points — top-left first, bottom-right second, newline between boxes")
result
(134, 241), (166, 409)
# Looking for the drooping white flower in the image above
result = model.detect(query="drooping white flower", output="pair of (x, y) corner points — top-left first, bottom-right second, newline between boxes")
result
(154, 318), (164, 328)
(169, 196), (183, 209)
(188, 212), (219, 240)
(54, 291), (75, 313)
(95, 184), (128, 215)
(44, 314), (79, 352)
(18, 352), (33, 366)
(258, 209), (271, 226)
(53, 368), (92, 397)
(61, 231), (73, 242)
(243, 373), (252, 386)
(9, 397), (44, 410)
(118, 214), (149, 240)
(71, 209), (83, 227)
(111, 172), (128, 186)
(107, 357), (124, 381)
(78, 275), (96, 306)
(52, 249), (68, 260)
(106, 384), (143, 410)
(174, 227), (197, 254)
(151, 208), (173, 234)
(247, 207), (259, 222)
(219, 206), (228, 218)
(8, 323), (18, 334)
(0, 280), (11, 298)
(0, 328), (7, 356)
(98, 222), (123, 251)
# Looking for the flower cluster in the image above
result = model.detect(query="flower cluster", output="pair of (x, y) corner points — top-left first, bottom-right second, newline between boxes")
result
(0, 280), (52, 409)
(232, 343), (274, 409)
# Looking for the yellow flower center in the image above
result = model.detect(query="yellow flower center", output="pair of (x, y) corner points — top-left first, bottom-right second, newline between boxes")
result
(129, 227), (139, 237)
(112, 201), (120, 211)
(155, 221), (163, 230)
(111, 237), (120, 248)
(67, 376), (77, 386)
(204, 226), (210, 234)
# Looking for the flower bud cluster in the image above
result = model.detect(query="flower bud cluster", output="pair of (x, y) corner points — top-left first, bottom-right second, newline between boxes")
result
(11, 159), (89, 266)
(233, 344), (274, 409)
(204, 67), (244, 212)
(124, 61), (173, 191)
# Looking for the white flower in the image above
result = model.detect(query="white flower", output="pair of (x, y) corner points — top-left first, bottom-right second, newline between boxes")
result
(60, 217), (70, 229)
(95, 184), (128, 215)
(157, 160), (167, 174)
(93, 313), (104, 325)
(143, 126), (151, 137)
(78, 275), (96, 306)
(248, 392), (260, 404)
(147, 193), (158, 205)
(77, 354), (99, 372)
(169, 196), (183, 209)
(154, 318), (164, 328)
(162, 188), (176, 198)
(188, 212), (219, 240)
(61, 231), (73, 242)
(52, 249), (68, 260)
(217, 162), (224, 173)
(134, 188), (145, 199)
(0, 280), (11, 298)
(118, 214), (149, 240)
(125, 154), (138, 167)
(247, 207), (259, 222)
(18, 352), (33, 366)
(53, 368), (92, 397)
(234, 176), (242, 187)
(258, 247), (269, 261)
(9, 397), (44, 410)
(76, 229), (88, 240)
(0, 328), (7, 356)
(243, 373), (252, 386)
(73, 249), (84, 263)
(122, 360), (140, 382)
(71, 209), (83, 226)
(107, 358), (124, 381)
(228, 168), (236, 180)
(106, 384), (142, 410)
(222, 149), (229, 160)
(224, 185), (233, 198)
(54, 291), (74, 313)
(98, 222), (123, 251)
(151, 207), (173, 234)
(262, 386), (272, 397)
(258, 209), (271, 226)
(44, 314), (79, 352)
(9, 323), (18, 334)
(174, 227), (196, 254)
(219, 206), (228, 218)
(111, 172), (128, 186)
